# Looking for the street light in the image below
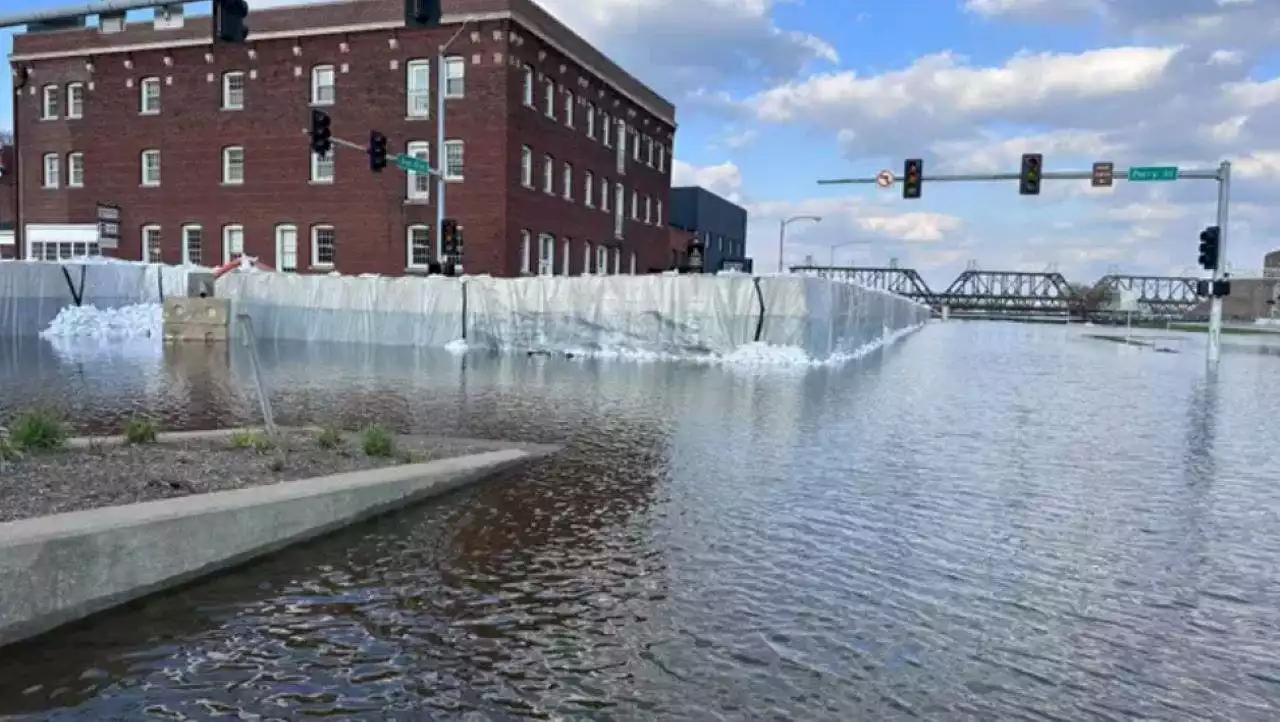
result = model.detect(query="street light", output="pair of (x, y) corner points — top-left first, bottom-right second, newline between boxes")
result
(828, 240), (867, 267)
(778, 215), (821, 272)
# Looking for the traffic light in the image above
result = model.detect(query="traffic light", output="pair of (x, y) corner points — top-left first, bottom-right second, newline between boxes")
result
(213, 0), (249, 43)
(309, 109), (331, 156)
(442, 218), (460, 256)
(1198, 225), (1220, 270)
(404, 0), (442, 26)
(902, 158), (922, 199)
(368, 131), (388, 171)
(1196, 279), (1209, 297)
(1213, 279), (1231, 297)
(1019, 153), (1042, 195)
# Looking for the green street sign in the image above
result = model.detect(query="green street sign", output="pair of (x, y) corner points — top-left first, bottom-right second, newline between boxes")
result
(394, 153), (433, 174)
(1128, 166), (1177, 181)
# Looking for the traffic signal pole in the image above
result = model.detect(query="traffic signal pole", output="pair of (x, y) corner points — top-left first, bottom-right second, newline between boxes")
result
(817, 160), (1233, 367)
(436, 19), (473, 263)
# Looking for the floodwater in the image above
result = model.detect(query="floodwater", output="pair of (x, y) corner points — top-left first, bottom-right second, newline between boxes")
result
(2, 323), (1280, 720)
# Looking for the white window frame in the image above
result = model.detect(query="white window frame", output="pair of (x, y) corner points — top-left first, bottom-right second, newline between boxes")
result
(311, 149), (334, 183)
(543, 155), (554, 193)
(522, 65), (534, 107)
(141, 223), (162, 262)
(520, 145), (533, 187)
(41, 85), (58, 119)
(538, 232), (555, 275)
(632, 129), (642, 161)
(601, 178), (610, 211)
(612, 247), (621, 274)
(311, 64), (335, 106)
(311, 224), (335, 269)
(444, 55), (465, 97)
(564, 90), (574, 126)
(632, 189), (640, 220)
(520, 230), (531, 274)
(406, 140), (430, 199)
(586, 104), (595, 138)
(630, 252), (637, 274)
(544, 82), (555, 117)
(222, 145), (244, 184)
(275, 224), (298, 271)
(616, 119), (627, 174)
(42, 153), (59, 188)
(444, 139), (464, 180)
(644, 195), (651, 224)
(222, 224), (244, 264)
(65, 82), (84, 119)
(657, 145), (666, 172)
(222, 71), (245, 110)
(140, 149), (160, 186)
(562, 238), (570, 275)
(614, 184), (625, 239)
(584, 171), (594, 207)
(406, 59), (430, 117)
(597, 244), (608, 273)
(181, 224), (202, 266)
(583, 241), (593, 274)
(139, 77), (161, 114)
(656, 199), (663, 226)
(67, 152), (84, 187)
(407, 224), (432, 269)
(562, 162), (572, 199)
(602, 112), (612, 146)
(646, 136), (654, 166)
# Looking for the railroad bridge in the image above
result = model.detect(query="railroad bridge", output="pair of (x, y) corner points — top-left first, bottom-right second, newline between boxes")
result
(790, 265), (1203, 319)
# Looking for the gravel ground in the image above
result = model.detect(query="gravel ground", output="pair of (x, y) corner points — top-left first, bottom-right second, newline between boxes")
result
(0, 431), (507, 524)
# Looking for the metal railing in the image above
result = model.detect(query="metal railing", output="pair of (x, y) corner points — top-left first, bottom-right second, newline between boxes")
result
(235, 312), (276, 434)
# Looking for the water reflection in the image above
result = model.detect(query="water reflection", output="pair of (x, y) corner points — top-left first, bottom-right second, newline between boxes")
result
(1, 326), (1279, 719)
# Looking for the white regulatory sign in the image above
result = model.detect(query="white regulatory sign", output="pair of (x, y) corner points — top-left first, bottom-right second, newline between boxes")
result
(875, 170), (894, 188)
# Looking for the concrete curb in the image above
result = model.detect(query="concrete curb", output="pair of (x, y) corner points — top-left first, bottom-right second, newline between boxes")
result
(0, 441), (558, 648)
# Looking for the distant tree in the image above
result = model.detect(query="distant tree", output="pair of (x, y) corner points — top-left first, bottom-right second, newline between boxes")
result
(0, 130), (11, 147)
(1066, 281), (1117, 315)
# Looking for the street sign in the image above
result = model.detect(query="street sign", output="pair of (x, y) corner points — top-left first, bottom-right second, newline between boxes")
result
(875, 169), (894, 187)
(96, 202), (120, 248)
(1128, 166), (1177, 181)
(394, 153), (432, 174)
(1091, 161), (1113, 187)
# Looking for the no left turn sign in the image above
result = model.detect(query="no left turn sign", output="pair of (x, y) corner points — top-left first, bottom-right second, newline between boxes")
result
(875, 170), (894, 187)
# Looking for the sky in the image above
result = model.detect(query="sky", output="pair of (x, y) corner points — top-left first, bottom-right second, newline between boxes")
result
(4, 0), (1279, 286)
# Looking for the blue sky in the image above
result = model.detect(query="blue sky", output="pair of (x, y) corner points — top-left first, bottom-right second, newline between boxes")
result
(6, 0), (1279, 286)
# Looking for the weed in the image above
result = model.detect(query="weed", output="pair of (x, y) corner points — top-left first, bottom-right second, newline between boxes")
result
(396, 449), (417, 464)
(361, 424), (394, 457)
(229, 429), (273, 451)
(316, 426), (343, 450)
(0, 437), (22, 461)
(9, 408), (69, 451)
(266, 453), (286, 472)
(122, 416), (159, 444)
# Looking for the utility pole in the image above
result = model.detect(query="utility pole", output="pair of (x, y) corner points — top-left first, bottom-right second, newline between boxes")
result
(436, 19), (472, 263)
(1207, 161), (1231, 363)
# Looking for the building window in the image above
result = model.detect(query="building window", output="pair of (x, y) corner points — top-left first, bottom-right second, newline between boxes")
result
(564, 91), (574, 126)
(612, 247), (621, 274)
(66, 83), (84, 118)
(543, 155), (554, 193)
(407, 224), (432, 268)
(311, 64), (335, 105)
(584, 171), (594, 206)
(222, 145), (244, 184)
(614, 184), (624, 239)
(538, 232), (554, 275)
(657, 145), (666, 172)
(632, 190), (639, 220)
(41, 85), (58, 119)
(141, 224), (162, 263)
(311, 225), (335, 268)
(67, 152), (84, 187)
(41, 153), (59, 188)
(311, 149), (334, 183)
(444, 56), (464, 97)
(600, 178), (609, 211)
(222, 71), (245, 109)
(586, 104), (595, 138)
(275, 224), (297, 271)
(616, 119), (627, 174)
(656, 199), (662, 226)
(141, 149), (160, 186)
(562, 162), (572, 199)
(645, 136), (654, 165)
(520, 230), (531, 274)
(644, 195), (651, 224)
(406, 140), (430, 199)
(140, 77), (161, 114)
(406, 59), (430, 116)
(597, 244), (608, 273)
(544, 82), (555, 117)
(602, 112), (612, 147)
(562, 238), (571, 275)
(444, 139), (464, 180)
(521, 145), (533, 187)
(181, 224), (202, 265)
(630, 252), (637, 274)
(632, 129), (642, 161)
(583, 241), (593, 273)
(222, 224), (243, 264)
(522, 64), (533, 107)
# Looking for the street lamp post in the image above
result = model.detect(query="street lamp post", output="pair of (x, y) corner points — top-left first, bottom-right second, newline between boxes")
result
(777, 215), (821, 272)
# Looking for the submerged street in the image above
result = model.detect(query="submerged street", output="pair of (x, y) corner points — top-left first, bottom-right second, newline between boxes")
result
(1, 323), (1279, 720)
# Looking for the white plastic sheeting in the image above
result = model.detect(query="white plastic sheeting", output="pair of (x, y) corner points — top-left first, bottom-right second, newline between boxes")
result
(0, 260), (198, 336)
(219, 272), (931, 360)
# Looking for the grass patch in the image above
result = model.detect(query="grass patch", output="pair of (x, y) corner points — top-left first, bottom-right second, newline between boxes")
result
(122, 416), (160, 444)
(8, 408), (69, 451)
(229, 429), (273, 451)
(316, 425), (344, 450)
(360, 424), (394, 457)
(0, 437), (21, 461)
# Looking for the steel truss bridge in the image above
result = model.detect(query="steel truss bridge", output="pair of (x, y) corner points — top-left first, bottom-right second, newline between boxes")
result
(791, 266), (1203, 319)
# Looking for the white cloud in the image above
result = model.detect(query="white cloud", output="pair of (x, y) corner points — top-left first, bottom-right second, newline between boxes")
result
(672, 160), (744, 202)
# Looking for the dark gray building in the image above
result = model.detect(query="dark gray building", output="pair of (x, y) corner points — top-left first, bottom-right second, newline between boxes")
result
(669, 187), (751, 272)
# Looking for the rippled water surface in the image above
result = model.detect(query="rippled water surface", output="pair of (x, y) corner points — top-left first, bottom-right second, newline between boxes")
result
(3, 324), (1280, 720)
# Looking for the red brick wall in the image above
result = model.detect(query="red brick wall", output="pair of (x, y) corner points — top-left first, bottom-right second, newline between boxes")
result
(0, 144), (14, 259)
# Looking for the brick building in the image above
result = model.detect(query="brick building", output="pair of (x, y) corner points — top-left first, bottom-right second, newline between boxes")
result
(0, 143), (14, 258)
(8, 0), (676, 276)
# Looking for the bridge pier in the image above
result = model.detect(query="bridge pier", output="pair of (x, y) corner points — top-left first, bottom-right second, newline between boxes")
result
(941, 305), (950, 321)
